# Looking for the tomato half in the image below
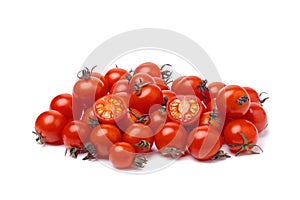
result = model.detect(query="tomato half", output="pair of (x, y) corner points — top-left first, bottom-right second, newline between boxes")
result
(166, 95), (203, 126)
(93, 94), (127, 124)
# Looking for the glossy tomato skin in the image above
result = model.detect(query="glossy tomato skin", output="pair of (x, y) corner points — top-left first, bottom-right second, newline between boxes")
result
(243, 103), (267, 133)
(123, 123), (154, 153)
(162, 90), (176, 102)
(149, 108), (167, 134)
(216, 85), (250, 118)
(154, 122), (188, 156)
(110, 79), (130, 94)
(104, 68), (129, 91)
(223, 119), (258, 153)
(187, 125), (222, 161)
(207, 82), (226, 99)
(116, 108), (143, 132)
(92, 72), (109, 92)
(34, 110), (68, 145)
(199, 110), (224, 132)
(128, 73), (155, 92)
(135, 62), (162, 77)
(81, 107), (98, 125)
(243, 87), (260, 103)
(129, 84), (163, 114)
(62, 120), (92, 149)
(90, 124), (122, 158)
(50, 93), (73, 122)
(154, 77), (169, 90)
(109, 142), (136, 169)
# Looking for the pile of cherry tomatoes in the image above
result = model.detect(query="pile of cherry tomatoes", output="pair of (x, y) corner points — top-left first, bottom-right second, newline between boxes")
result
(33, 62), (268, 169)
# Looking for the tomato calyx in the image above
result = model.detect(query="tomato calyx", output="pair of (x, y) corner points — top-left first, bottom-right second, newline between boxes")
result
(128, 108), (150, 125)
(196, 79), (209, 99)
(208, 106), (222, 126)
(65, 147), (81, 158)
(87, 117), (100, 128)
(211, 150), (231, 160)
(161, 147), (185, 158)
(82, 142), (97, 160)
(161, 64), (173, 82)
(77, 66), (97, 80)
(237, 96), (249, 105)
(228, 132), (263, 156)
(133, 155), (148, 168)
(259, 92), (270, 105)
(32, 129), (45, 145)
(133, 140), (151, 151)
(133, 79), (152, 96)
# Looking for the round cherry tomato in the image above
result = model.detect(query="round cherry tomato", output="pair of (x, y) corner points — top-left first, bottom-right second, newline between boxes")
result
(207, 82), (226, 99)
(50, 93), (73, 122)
(223, 119), (261, 155)
(155, 122), (188, 158)
(199, 108), (224, 132)
(129, 83), (163, 114)
(89, 124), (122, 158)
(110, 79), (130, 94)
(149, 108), (167, 134)
(93, 94), (127, 124)
(92, 71), (109, 92)
(104, 67), (129, 90)
(81, 107), (98, 127)
(204, 98), (217, 112)
(109, 142), (136, 169)
(123, 123), (154, 153)
(243, 87), (269, 105)
(128, 72), (154, 92)
(166, 95), (203, 126)
(216, 85), (250, 118)
(33, 110), (67, 145)
(117, 108), (146, 132)
(162, 90), (176, 102)
(135, 62), (162, 77)
(154, 77), (169, 90)
(187, 125), (222, 161)
(243, 103), (268, 133)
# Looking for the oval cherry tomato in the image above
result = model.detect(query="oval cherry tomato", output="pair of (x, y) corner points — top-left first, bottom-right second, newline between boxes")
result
(33, 110), (68, 145)
(243, 103), (268, 133)
(187, 125), (222, 161)
(135, 62), (162, 77)
(216, 85), (250, 118)
(128, 72), (155, 92)
(123, 123), (154, 153)
(155, 122), (188, 158)
(89, 124), (122, 158)
(109, 142), (136, 169)
(223, 119), (261, 155)
(207, 82), (226, 99)
(110, 79), (130, 94)
(129, 83), (163, 114)
(50, 93), (73, 122)
(104, 67), (129, 90)
(166, 95), (203, 126)
(93, 94), (127, 124)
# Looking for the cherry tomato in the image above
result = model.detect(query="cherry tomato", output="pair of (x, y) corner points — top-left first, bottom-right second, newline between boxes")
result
(81, 107), (98, 127)
(199, 108), (224, 132)
(89, 124), (122, 158)
(135, 62), (162, 77)
(216, 85), (250, 118)
(207, 82), (226, 99)
(243, 87), (269, 105)
(129, 83), (163, 114)
(104, 67), (129, 90)
(92, 72), (109, 92)
(117, 108), (146, 132)
(166, 95), (203, 126)
(187, 125), (222, 161)
(93, 94), (127, 124)
(33, 110), (68, 145)
(153, 77), (169, 90)
(162, 90), (176, 102)
(204, 98), (217, 112)
(110, 79), (130, 94)
(50, 93), (73, 122)
(109, 142), (136, 169)
(128, 72), (155, 92)
(148, 108), (167, 134)
(223, 119), (262, 156)
(123, 123), (154, 153)
(243, 103), (268, 133)
(155, 122), (188, 158)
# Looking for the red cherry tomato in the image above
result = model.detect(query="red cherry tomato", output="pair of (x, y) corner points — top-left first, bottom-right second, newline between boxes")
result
(33, 110), (68, 145)
(243, 87), (269, 105)
(243, 103), (268, 133)
(104, 67), (129, 90)
(166, 95), (203, 126)
(89, 124), (122, 158)
(92, 72), (109, 92)
(128, 72), (155, 92)
(50, 93), (73, 122)
(117, 108), (146, 132)
(135, 62), (162, 77)
(223, 119), (262, 156)
(110, 79), (130, 94)
(199, 108), (224, 132)
(216, 85), (250, 118)
(93, 94), (127, 124)
(109, 142), (136, 169)
(123, 123), (154, 153)
(187, 125), (222, 161)
(207, 82), (226, 99)
(148, 108), (167, 134)
(155, 122), (188, 158)
(153, 77), (169, 90)
(112, 92), (130, 107)
(162, 90), (176, 102)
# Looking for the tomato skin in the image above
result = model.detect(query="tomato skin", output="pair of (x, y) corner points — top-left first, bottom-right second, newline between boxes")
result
(116, 108), (143, 132)
(243, 103), (267, 133)
(149, 108), (167, 134)
(50, 93), (73, 122)
(154, 122), (188, 156)
(162, 90), (176, 102)
(81, 107), (98, 125)
(223, 119), (258, 153)
(129, 84), (163, 114)
(110, 79), (130, 94)
(207, 82), (226, 99)
(104, 68), (129, 90)
(216, 85), (250, 118)
(113, 92), (130, 107)
(199, 110), (224, 132)
(243, 87), (260, 103)
(62, 120), (92, 148)
(135, 62), (162, 77)
(154, 77), (169, 90)
(92, 72), (109, 92)
(128, 73), (155, 92)
(187, 125), (222, 161)
(90, 124), (122, 158)
(34, 110), (68, 145)
(123, 123), (154, 153)
(109, 142), (136, 169)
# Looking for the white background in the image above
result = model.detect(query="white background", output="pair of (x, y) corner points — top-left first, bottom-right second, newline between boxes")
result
(1, 0), (299, 199)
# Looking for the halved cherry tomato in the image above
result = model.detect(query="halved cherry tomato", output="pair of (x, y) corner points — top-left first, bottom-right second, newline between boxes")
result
(243, 103), (268, 133)
(93, 94), (127, 124)
(135, 62), (162, 78)
(50, 93), (73, 122)
(166, 95), (203, 126)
